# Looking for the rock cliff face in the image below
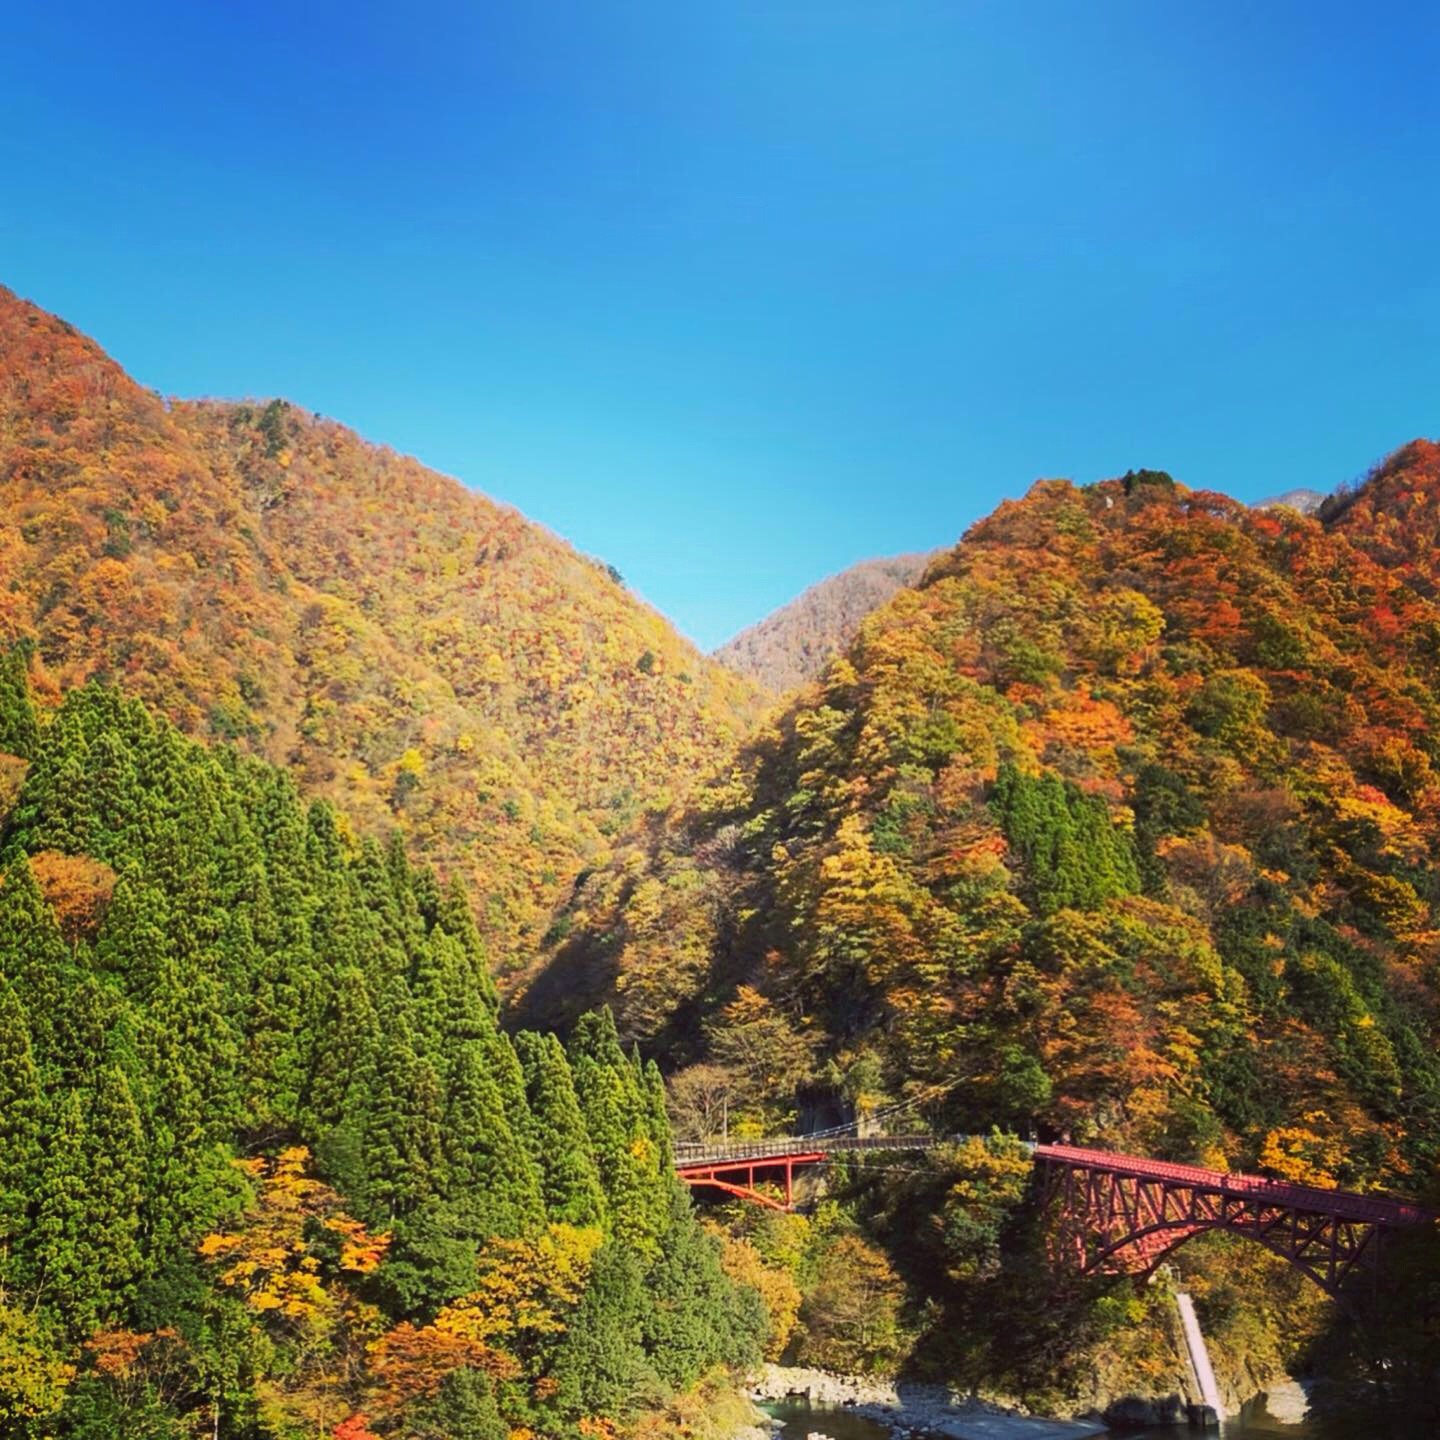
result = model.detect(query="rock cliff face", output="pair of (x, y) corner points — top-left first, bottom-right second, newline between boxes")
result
(1256, 487), (1326, 514)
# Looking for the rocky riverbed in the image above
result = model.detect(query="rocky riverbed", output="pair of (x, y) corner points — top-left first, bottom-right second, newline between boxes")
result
(747, 1366), (1106, 1440)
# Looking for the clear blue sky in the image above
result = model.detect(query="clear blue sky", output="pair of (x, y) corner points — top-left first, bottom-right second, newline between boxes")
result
(4, 3), (1438, 648)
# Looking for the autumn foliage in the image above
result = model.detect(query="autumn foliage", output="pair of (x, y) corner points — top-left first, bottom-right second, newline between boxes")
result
(541, 464), (1440, 1202)
(0, 285), (761, 975)
(0, 667), (759, 1436)
(9, 282), (1440, 1420)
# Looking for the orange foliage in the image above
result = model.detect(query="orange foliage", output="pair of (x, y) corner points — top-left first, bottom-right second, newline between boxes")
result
(332, 1417), (382, 1440)
(548, 456), (1440, 1195)
(83, 1327), (181, 1378)
(577, 1418), (622, 1438)
(365, 1323), (518, 1415)
(27, 849), (117, 941)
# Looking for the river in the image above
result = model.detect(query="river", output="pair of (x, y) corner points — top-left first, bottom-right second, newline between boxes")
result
(760, 1397), (1428, 1440)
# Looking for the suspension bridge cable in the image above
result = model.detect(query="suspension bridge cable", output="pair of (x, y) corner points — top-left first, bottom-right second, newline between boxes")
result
(792, 1074), (965, 1141)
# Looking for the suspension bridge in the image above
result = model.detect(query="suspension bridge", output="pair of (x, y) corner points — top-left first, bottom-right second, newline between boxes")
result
(673, 1123), (1436, 1300)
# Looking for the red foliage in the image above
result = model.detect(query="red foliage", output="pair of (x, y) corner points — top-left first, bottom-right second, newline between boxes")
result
(332, 1417), (382, 1440)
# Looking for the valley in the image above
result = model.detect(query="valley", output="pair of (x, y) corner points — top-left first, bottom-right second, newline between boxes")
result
(1, 291), (1438, 1437)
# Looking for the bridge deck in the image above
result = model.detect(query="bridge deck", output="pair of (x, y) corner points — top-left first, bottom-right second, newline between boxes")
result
(1034, 1143), (1432, 1227)
(673, 1134), (939, 1166)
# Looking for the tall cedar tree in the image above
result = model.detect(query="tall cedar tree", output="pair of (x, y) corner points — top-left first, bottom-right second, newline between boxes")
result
(0, 671), (759, 1433)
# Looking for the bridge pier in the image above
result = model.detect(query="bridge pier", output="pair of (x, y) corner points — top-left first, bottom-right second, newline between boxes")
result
(1174, 1290), (1223, 1427)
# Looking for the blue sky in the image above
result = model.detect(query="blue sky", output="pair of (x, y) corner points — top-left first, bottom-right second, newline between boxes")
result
(4, 3), (1438, 648)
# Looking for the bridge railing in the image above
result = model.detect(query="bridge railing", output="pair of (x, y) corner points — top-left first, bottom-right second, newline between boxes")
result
(1033, 1143), (1435, 1227)
(673, 1133), (943, 1167)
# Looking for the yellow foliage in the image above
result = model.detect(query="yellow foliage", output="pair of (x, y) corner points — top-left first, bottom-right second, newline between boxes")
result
(1258, 1114), (1345, 1188)
(434, 1224), (601, 1346)
(717, 1235), (801, 1360)
(198, 1147), (389, 1330)
(0, 1303), (75, 1424)
(0, 290), (764, 985)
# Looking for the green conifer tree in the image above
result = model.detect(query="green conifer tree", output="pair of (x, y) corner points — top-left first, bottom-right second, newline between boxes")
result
(514, 1031), (605, 1228)
(28, 1066), (145, 1331)
(50, 972), (122, 1091)
(0, 977), (41, 1269)
(0, 641), (38, 759)
(362, 1023), (445, 1219)
(441, 1041), (543, 1238)
(95, 876), (174, 994)
(550, 1241), (655, 1421)
(411, 931), (491, 1060)
(304, 966), (381, 1135)
(406, 1368), (508, 1440)
(569, 1011), (667, 1259)
(0, 858), (71, 1064)
(79, 728), (143, 864)
(642, 1182), (760, 1387)
(435, 874), (497, 1012)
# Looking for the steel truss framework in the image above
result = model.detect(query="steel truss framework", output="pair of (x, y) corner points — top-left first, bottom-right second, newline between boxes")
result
(673, 1137), (1435, 1298)
(674, 1135), (940, 1211)
(1034, 1144), (1433, 1299)
(675, 1152), (827, 1211)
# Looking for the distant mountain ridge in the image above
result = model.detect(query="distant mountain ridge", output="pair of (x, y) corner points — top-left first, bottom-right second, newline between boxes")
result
(717, 482), (1344, 697)
(0, 286), (762, 969)
(1257, 487), (1327, 514)
(713, 549), (940, 692)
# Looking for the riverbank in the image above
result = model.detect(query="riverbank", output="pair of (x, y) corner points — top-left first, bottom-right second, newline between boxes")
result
(748, 1365), (1106, 1440)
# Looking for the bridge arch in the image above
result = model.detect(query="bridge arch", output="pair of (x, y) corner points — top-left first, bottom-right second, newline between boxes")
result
(1083, 1218), (1373, 1298)
(1036, 1143), (1429, 1300)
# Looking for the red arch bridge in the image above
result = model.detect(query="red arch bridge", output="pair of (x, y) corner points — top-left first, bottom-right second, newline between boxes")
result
(673, 1135), (1436, 1300)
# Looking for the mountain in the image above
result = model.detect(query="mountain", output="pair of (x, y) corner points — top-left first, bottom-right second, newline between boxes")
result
(528, 462), (1440, 1198)
(0, 287), (761, 970)
(521, 457), (1440, 1397)
(713, 550), (938, 692)
(1320, 439), (1440, 580)
(1256, 487), (1327, 514)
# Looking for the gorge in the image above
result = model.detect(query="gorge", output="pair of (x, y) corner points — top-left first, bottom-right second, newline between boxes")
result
(1, 289), (1438, 1437)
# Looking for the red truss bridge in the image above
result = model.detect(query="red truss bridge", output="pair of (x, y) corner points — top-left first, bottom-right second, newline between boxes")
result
(674, 1135), (1436, 1300)
(1037, 1143), (1433, 1299)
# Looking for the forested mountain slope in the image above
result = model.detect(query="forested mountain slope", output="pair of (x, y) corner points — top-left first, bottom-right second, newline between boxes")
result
(0, 663), (761, 1435)
(1323, 438), (1440, 578)
(0, 288), (760, 967)
(714, 551), (937, 692)
(529, 463), (1440, 1201)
